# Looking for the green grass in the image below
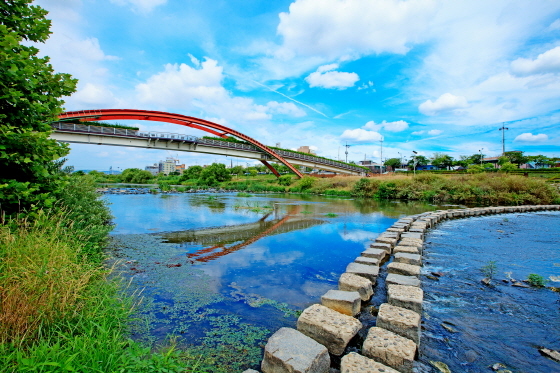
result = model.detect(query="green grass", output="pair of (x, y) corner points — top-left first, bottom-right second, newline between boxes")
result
(0, 176), (218, 372)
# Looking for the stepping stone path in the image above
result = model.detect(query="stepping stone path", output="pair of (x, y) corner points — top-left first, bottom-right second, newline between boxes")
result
(257, 204), (560, 373)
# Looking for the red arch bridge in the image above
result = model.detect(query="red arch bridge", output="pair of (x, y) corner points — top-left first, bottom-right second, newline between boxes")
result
(51, 109), (366, 177)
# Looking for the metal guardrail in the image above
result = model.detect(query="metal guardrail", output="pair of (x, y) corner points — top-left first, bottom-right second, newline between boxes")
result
(51, 122), (365, 173)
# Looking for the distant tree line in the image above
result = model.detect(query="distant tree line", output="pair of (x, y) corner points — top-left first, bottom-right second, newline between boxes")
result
(383, 151), (559, 172)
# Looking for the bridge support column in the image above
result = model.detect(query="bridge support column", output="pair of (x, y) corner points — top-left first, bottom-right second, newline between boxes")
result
(261, 160), (281, 177)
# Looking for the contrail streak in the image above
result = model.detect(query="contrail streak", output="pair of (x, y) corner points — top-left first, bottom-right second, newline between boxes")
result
(251, 80), (328, 118)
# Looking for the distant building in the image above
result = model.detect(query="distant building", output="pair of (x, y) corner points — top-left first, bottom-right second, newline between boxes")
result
(145, 164), (159, 175)
(145, 157), (184, 175)
(297, 146), (316, 155)
(359, 160), (386, 174)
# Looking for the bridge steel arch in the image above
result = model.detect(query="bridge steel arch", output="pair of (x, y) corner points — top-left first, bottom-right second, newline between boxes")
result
(58, 109), (304, 178)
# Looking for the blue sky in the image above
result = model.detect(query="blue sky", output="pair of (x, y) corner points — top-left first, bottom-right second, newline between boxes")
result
(36, 0), (560, 171)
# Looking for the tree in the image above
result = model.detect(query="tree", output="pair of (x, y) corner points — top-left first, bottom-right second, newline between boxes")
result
(384, 158), (402, 169)
(407, 155), (428, 168)
(431, 153), (454, 170)
(120, 168), (153, 184)
(527, 155), (551, 169)
(246, 167), (258, 177)
(0, 1), (77, 216)
(503, 151), (527, 167)
(181, 165), (203, 181)
(230, 165), (243, 176)
(198, 163), (231, 186)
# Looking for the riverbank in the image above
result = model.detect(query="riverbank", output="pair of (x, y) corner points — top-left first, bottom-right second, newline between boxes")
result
(98, 173), (560, 206)
(0, 175), (212, 372)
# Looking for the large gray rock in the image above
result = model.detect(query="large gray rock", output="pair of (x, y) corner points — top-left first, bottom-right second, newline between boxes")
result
(297, 304), (362, 356)
(394, 253), (422, 266)
(400, 232), (423, 240)
(386, 273), (421, 287)
(346, 262), (379, 283)
(387, 262), (421, 277)
(261, 327), (330, 373)
(362, 327), (416, 373)
(339, 273), (373, 301)
(387, 284), (423, 314)
(368, 243), (392, 254)
(321, 290), (361, 316)
(361, 248), (386, 260)
(354, 256), (380, 266)
(340, 352), (400, 373)
(376, 303), (421, 344)
(393, 246), (419, 255)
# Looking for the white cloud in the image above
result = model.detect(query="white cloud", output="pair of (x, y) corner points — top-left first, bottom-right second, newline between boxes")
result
(549, 19), (560, 31)
(511, 46), (560, 76)
(71, 83), (121, 108)
(514, 133), (549, 142)
(419, 93), (469, 116)
(136, 58), (307, 126)
(411, 130), (425, 136)
(266, 101), (306, 117)
(110, 0), (167, 13)
(277, 0), (436, 60)
(363, 120), (409, 132)
(305, 64), (359, 89)
(340, 128), (383, 143)
(428, 129), (443, 135)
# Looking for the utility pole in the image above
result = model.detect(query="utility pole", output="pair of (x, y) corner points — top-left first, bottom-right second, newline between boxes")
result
(479, 148), (484, 166)
(499, 123), (509, 155)
(344, 142), (351, 163)
(412, 151), (418, 176)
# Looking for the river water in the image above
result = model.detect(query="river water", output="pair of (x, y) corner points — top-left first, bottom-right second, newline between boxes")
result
(421, 211), (560, 373)
(105, 192), (436, 370)
(105, 192), (560, 372)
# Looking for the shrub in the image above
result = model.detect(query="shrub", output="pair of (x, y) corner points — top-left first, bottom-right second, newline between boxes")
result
(298, 176), (315, 190)
(527, 273), (547, 287)
(278, 175), (293, 186)
(375, 182), (397, 199)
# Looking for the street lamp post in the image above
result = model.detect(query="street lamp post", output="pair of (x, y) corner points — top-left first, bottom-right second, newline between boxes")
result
(479, 148), (484, 166)
(412, 151), (418, 176)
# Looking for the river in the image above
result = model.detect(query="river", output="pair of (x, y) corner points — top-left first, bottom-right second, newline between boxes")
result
(105, 192), (560, 372)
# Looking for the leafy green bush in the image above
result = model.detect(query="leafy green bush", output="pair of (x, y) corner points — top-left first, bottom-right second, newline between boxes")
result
(527, 273), (547, 287)
(278, 175), (293, 186)
(375, 182), (397, 199)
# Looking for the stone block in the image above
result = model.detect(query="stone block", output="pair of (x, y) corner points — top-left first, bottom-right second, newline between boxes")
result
(376, 303), (421, 344)
(393, 246), (419, 255)
(297, 304), (362, 356)
(387, 262), (421, 277)
(369, 243), (392, 254)
(386, 228), (404, 234)
(362, 327), (416, 373)
(398, 238), (423, 248)
(380, 232), (399, 238)
(386, 273), (421, 287)
(261, 327), (330, 373)
(394, 253), (422, 266)
(321, 290), (361, 316)
(346, 262), (379, 283)
(339, 273), (373, 301)
(362, 247), (387, 260)
(355, 256), (380, 266)
(387, 284), (423, 314)
(375, 236), (398, 247)
(408, 228), (426, 234)
(400, 232), (423, 240)
(243, 370), (260, 373)
(340, 352), (400, 373)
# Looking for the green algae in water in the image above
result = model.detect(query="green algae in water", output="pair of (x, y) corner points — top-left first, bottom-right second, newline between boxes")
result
(107, 234), (274, 371)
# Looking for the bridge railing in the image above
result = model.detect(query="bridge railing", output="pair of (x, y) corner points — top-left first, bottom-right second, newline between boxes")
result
(52, 122), (365, 173)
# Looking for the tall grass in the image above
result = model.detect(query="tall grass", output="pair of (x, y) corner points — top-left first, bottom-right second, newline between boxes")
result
(350, 173), (559, 205)
(0, 175), (215, 372)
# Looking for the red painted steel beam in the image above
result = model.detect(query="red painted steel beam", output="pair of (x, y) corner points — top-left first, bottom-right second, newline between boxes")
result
(59, 109), (303, 178)
(260, 160), (280, 177)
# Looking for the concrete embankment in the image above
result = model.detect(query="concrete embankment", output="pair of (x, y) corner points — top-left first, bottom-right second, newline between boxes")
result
(246, 204), (560, 373)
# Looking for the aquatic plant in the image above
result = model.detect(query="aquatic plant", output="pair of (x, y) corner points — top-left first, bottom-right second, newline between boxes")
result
(481, 260), (498, 281)
(325, 213), (338, 218)
(236, 192), (253, 197)
(527, 273), (547, 287)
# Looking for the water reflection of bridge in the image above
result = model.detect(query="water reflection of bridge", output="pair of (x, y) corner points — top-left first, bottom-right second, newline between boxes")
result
(160, 215), (326, 263)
